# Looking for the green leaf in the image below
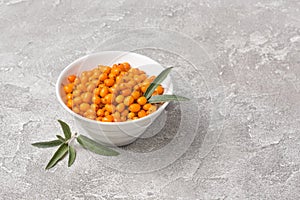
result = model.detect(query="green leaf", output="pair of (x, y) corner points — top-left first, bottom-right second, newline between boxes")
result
(45, 143), (68, 170)
(68, 145), (76, 167)
(148, 94), (190, 103)
(58, 120), (72, 140)
(77, 135), (119, 156)
(144, 67), (173, 99)
(31, 140), (62, 148)
(56, 135), (66, 143)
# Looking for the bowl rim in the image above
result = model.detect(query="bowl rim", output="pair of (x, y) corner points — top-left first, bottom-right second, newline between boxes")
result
(55, 51), (171, 126)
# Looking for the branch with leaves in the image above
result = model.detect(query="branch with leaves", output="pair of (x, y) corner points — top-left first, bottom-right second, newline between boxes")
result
(32, 120), (119, 169)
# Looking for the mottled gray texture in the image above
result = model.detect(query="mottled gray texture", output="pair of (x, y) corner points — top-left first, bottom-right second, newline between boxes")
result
(1, 0), (300, 199)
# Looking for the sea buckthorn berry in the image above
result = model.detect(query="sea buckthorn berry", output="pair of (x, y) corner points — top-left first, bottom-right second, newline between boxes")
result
(104, 78), (115, 87)
(73, 97), (82, 105)
(156, 85), (164, 94)
(92, 95), (101, 104)
(116, 103), (125, 113)
(138, 110), (146, 118)
(108, 73), (116, 80)
(96, 117), (102, 121)
(66, 93), (73, 100)
(127, 112), (135, 119)
(100, 87), (108, 97)
(141, 83), (150, 93)
(111, 68), (120, 76)
(133, 117), (139, 120)
(143, 103), (152, 111)
(99, 73), (108, 81)
(104, 93), (113, 104)
(68, 75), (76, 83)
(64, 84), (73, 93)
(137, 96), (147, 106)
(67, 99), (73, 108)
(104, 111), (110, 116)
(97, 109), (104, 117)
(102, 115), (113, 122)
(79, 103), (90, 112)
(105, 104), (115, 113)
(129, 103), (141, 113)
(152, 91), (158, 96)
(109, 86), (117, 94)
(131, 91), (140, 100)
(118, 63), (125, 71)
(148, 105), (157, 114)
(124, 96), (134, 106)
(123, 62), (131, 71)
(121, 89), (131, 96)
(115, 95), (124, 104)
(103, 67), (111, 74)
(90, 104), (99, 111)
(93, 88), (100, 95)
(82, 92), (93, 103)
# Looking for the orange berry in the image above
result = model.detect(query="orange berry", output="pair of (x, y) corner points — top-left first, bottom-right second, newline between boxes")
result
(100, 87), (108, 97)
(104, 111), (110, 116)
(104, 78), (115, 87)
(111, 68), (120, 76)
(104, 93), (113, 104)
(96, 117), (102, 121)
(137, 96), (147, 106)
(143, 103), (152, 111)
(148, 105), (157, 114)
(99, 73), (108, 81)
(68, 75), (76, 83)
(102, 115), (113, 122)
(138, 110), (146, 118)
(156, 85), (164, 94)
(92, 95), (101, 104)
(124, 96), (134, 106)
(131, 91), (140, 100)
(63, 83), (73, 93)
(105, 104), (115, 113)
(108, 73), (116, 80)
(123, 62), (131, 71)
(129, 103), (141, 113)
(97, 109), (104, 117)
(66, 93), (73, 100)
(93, 88), (100, 95)
(67, 99), (73, 108)
(127, 112), (135, 119)
(90, 104), (99, 111)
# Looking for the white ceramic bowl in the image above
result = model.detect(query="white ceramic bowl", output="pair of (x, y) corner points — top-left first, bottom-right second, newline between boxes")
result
(56, 51), (173, 146)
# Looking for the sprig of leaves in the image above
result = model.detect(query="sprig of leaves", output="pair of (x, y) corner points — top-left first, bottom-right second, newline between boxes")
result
(32, 120), (119, 170)
(143, 67), (190, 103)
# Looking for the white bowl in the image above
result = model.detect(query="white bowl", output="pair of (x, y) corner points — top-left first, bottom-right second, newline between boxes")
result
(56, 51), (173, 146)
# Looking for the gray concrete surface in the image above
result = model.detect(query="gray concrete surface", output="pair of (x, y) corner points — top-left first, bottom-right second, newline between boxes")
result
(1, 0), (300, 199)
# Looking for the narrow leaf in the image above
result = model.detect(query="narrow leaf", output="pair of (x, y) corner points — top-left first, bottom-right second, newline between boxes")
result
(31, 140), (62, 148)
(58, 120), (71, 139)
(56, 135), (66, 143)
(77, 135), (119, 156)
(148, 94), (190, 103)
(144, 67), (173, 99)
(68, 145), (76, 167)
(45, 143), (68, 170)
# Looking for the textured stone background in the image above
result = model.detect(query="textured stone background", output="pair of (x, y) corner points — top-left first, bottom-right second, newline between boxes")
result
(1, 0), (300, 199)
